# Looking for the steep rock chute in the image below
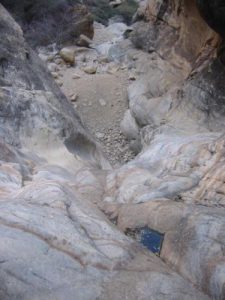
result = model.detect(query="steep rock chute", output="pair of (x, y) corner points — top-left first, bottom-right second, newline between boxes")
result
(1, 1), (225, 299)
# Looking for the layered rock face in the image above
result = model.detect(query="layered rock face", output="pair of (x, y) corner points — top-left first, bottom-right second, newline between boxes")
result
(132, 0), (220, 69)
(100, 0), (225, 299)
(1, 1), (225, 299)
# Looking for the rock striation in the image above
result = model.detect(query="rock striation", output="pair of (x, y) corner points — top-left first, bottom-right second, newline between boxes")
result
(101, 1), (225, 299)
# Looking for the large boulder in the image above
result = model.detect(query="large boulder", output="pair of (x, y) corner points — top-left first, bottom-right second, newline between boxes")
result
(1, 1), (94, 47)
(0, 3), (108, 169)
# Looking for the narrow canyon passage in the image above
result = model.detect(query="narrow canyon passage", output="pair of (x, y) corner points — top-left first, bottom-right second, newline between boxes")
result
(1, 1), (225, 299)
(39, 22), (137, 167)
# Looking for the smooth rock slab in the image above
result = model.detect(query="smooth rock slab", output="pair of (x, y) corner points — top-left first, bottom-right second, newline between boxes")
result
(110, 199), (225, 299)
(0, 178), (209, 300)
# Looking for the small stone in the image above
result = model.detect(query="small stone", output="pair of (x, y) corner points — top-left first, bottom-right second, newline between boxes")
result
(72, 73), (81, 79)
(129, 73), (136, 81)
(51, 72), (58, 79)
(98, 56), (109, 64)
(83, 66), (97, 74)
(77, 34), (93, 47)
(99, 98), (106, 106)
(47, 54), (55, 62)
(59, 47), (75, 65)
(55, 58), (64, 65)
(56, 80), (63, 87)
(48, 63), (58, 73)
(38, 53), (48, 62)
(109, 0), (122, 7)
(95, 132), (105, 139)
(107, 66), (120, 74)
(70, 94), (78, 102)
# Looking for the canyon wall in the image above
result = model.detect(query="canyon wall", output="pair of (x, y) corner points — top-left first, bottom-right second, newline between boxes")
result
(132, 0), (220, 71)
(104, 1), (225, 299)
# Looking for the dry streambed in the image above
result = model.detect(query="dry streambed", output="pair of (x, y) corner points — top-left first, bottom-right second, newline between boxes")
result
(38, 22), (137, 167)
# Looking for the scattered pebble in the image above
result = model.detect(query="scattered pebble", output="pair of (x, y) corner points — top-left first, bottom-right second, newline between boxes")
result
(51, 72), (58, 79)
(129, 73), (136, 81)
(39, 23), (139, 167)
(70, 94), (78, 102)
(99, 98), (106, 106)
(95, 132), (105, 139)
(72, 73), (81, 79)
(55, 58), (64, 65)
(77, 34), (93, 48)
(56, 80), (63, 86)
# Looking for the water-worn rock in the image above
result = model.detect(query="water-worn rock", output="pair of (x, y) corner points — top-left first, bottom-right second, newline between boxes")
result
(72, 73), (81, 79)
(47, 63), (58, 73)
(83, 65), (97, 74)
(60, 47), (75, 65)
(0, 4), (211, 300)
(77, 34), (93, 47)
(70, 93), (78, 102)
(121, 109), (139, 140)
(100, 1), (225, 299)
(3, 1), (225, 299)
(106, 198), (225, 299)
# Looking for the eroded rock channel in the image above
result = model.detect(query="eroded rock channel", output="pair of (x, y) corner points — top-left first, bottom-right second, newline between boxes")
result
(1, 0), (225, 299)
